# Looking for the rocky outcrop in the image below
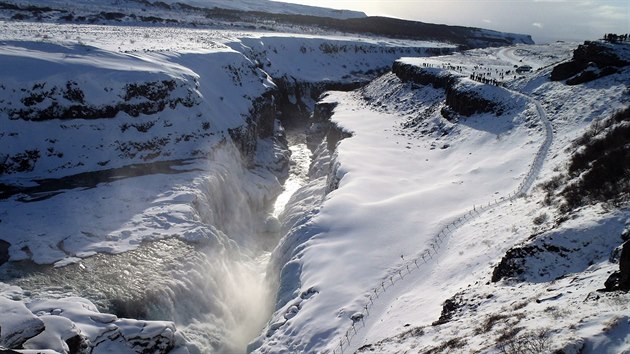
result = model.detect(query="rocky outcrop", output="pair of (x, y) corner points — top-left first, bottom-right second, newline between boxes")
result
(18, 297), (178, 354)
(311, 101), (338, 123)
(5, 80), (199, 121)
(0, 298), (46, 350)
(230, 78), (363, 166)
(444, 86), (503, 117)
(274, 78), (366, 123)
(493, 217), (626, 284)
(392, 62), (459, 89)
(0, 240), (10, 266)
(308, 100), (351, 151)
(392, 61), (501, 117)
(491, 242), (566, 282)
(229, 92), (277, 166)
(550, 41), (629, 85)
(605, 241), (630, 291)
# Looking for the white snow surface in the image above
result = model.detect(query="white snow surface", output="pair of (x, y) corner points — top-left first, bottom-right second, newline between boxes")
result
(0, 17), (628, 354)
(254, 43), (630, 353)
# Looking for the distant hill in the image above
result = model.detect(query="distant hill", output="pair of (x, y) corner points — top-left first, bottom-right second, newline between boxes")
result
(0, 0), (533, 48)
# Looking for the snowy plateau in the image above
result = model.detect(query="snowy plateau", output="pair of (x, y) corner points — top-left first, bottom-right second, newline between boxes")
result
(0, 1), (629, 354)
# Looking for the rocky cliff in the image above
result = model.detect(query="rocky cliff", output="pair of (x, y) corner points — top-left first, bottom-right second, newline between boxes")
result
(392, 61), (503, 117)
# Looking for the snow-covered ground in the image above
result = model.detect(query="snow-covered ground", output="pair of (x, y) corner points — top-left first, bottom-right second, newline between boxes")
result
(1, 11), (628, 354)
(254, 42), (630, 353)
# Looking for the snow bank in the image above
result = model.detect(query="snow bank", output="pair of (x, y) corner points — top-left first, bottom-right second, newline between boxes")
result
(0, 297), (45, 349)
(0, 41), (273, 181)
(256, 65), (543, 353)
(1, 295), (179, 354)
(256, 42), (630, 354)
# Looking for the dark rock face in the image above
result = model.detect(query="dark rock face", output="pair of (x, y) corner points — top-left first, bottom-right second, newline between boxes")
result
(311, 101), (338, 123)
(431, 292), (479, 326)
(274, 77), (365, 123)
(229, 91), (277, 166)
(309, 100), (351, 152)
(392, 61), (501, 117)
(8, 80), (198, 121)
(491, 242), (571, 283)
(392, 61), (458, 89)
(0, 150), (41, 175)
(228, 121), (257, 167)
(550, 41), (629, 84)
(65, 334), (90, 354)
(492, 246), (532, 282)
(432, 297), (462, 326)
(0, 240), (10, 267)
(444, 86), (502, 117)
(250, 92), (278, 139)
(605, 241), (630, 291)
(230, 78), (362, 165)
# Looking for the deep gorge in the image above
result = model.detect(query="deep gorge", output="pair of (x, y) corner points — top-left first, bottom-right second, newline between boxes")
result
(0, 75), (355, 353)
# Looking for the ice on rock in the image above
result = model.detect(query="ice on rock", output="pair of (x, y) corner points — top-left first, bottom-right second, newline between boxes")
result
(25, 298), (177, 354)
(0, 297), (45, 349)
(22, 315), (87, 354)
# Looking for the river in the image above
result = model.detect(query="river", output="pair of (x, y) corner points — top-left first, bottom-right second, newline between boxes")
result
(0, 125), (313, 353)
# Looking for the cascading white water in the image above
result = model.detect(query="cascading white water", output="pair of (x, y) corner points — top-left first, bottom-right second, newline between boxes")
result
(272, 140), (312, 217)
(175, 131), (312, 353)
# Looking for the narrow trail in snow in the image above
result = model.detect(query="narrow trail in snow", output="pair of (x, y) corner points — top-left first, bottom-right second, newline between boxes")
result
(332, 73), (554, 354)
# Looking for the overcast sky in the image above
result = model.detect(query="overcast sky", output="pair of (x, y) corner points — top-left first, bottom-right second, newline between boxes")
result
(273, 0), (629, 43)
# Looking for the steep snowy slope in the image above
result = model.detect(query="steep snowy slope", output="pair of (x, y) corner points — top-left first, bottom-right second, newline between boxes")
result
(254, 42), (630, 353)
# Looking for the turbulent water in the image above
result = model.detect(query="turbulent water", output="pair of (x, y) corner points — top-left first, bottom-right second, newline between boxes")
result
(0, 128), (313, 353)
(272, 131), (312, 218)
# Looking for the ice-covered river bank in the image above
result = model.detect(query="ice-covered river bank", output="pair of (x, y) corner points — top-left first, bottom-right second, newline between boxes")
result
(1, 123), (316, 353)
